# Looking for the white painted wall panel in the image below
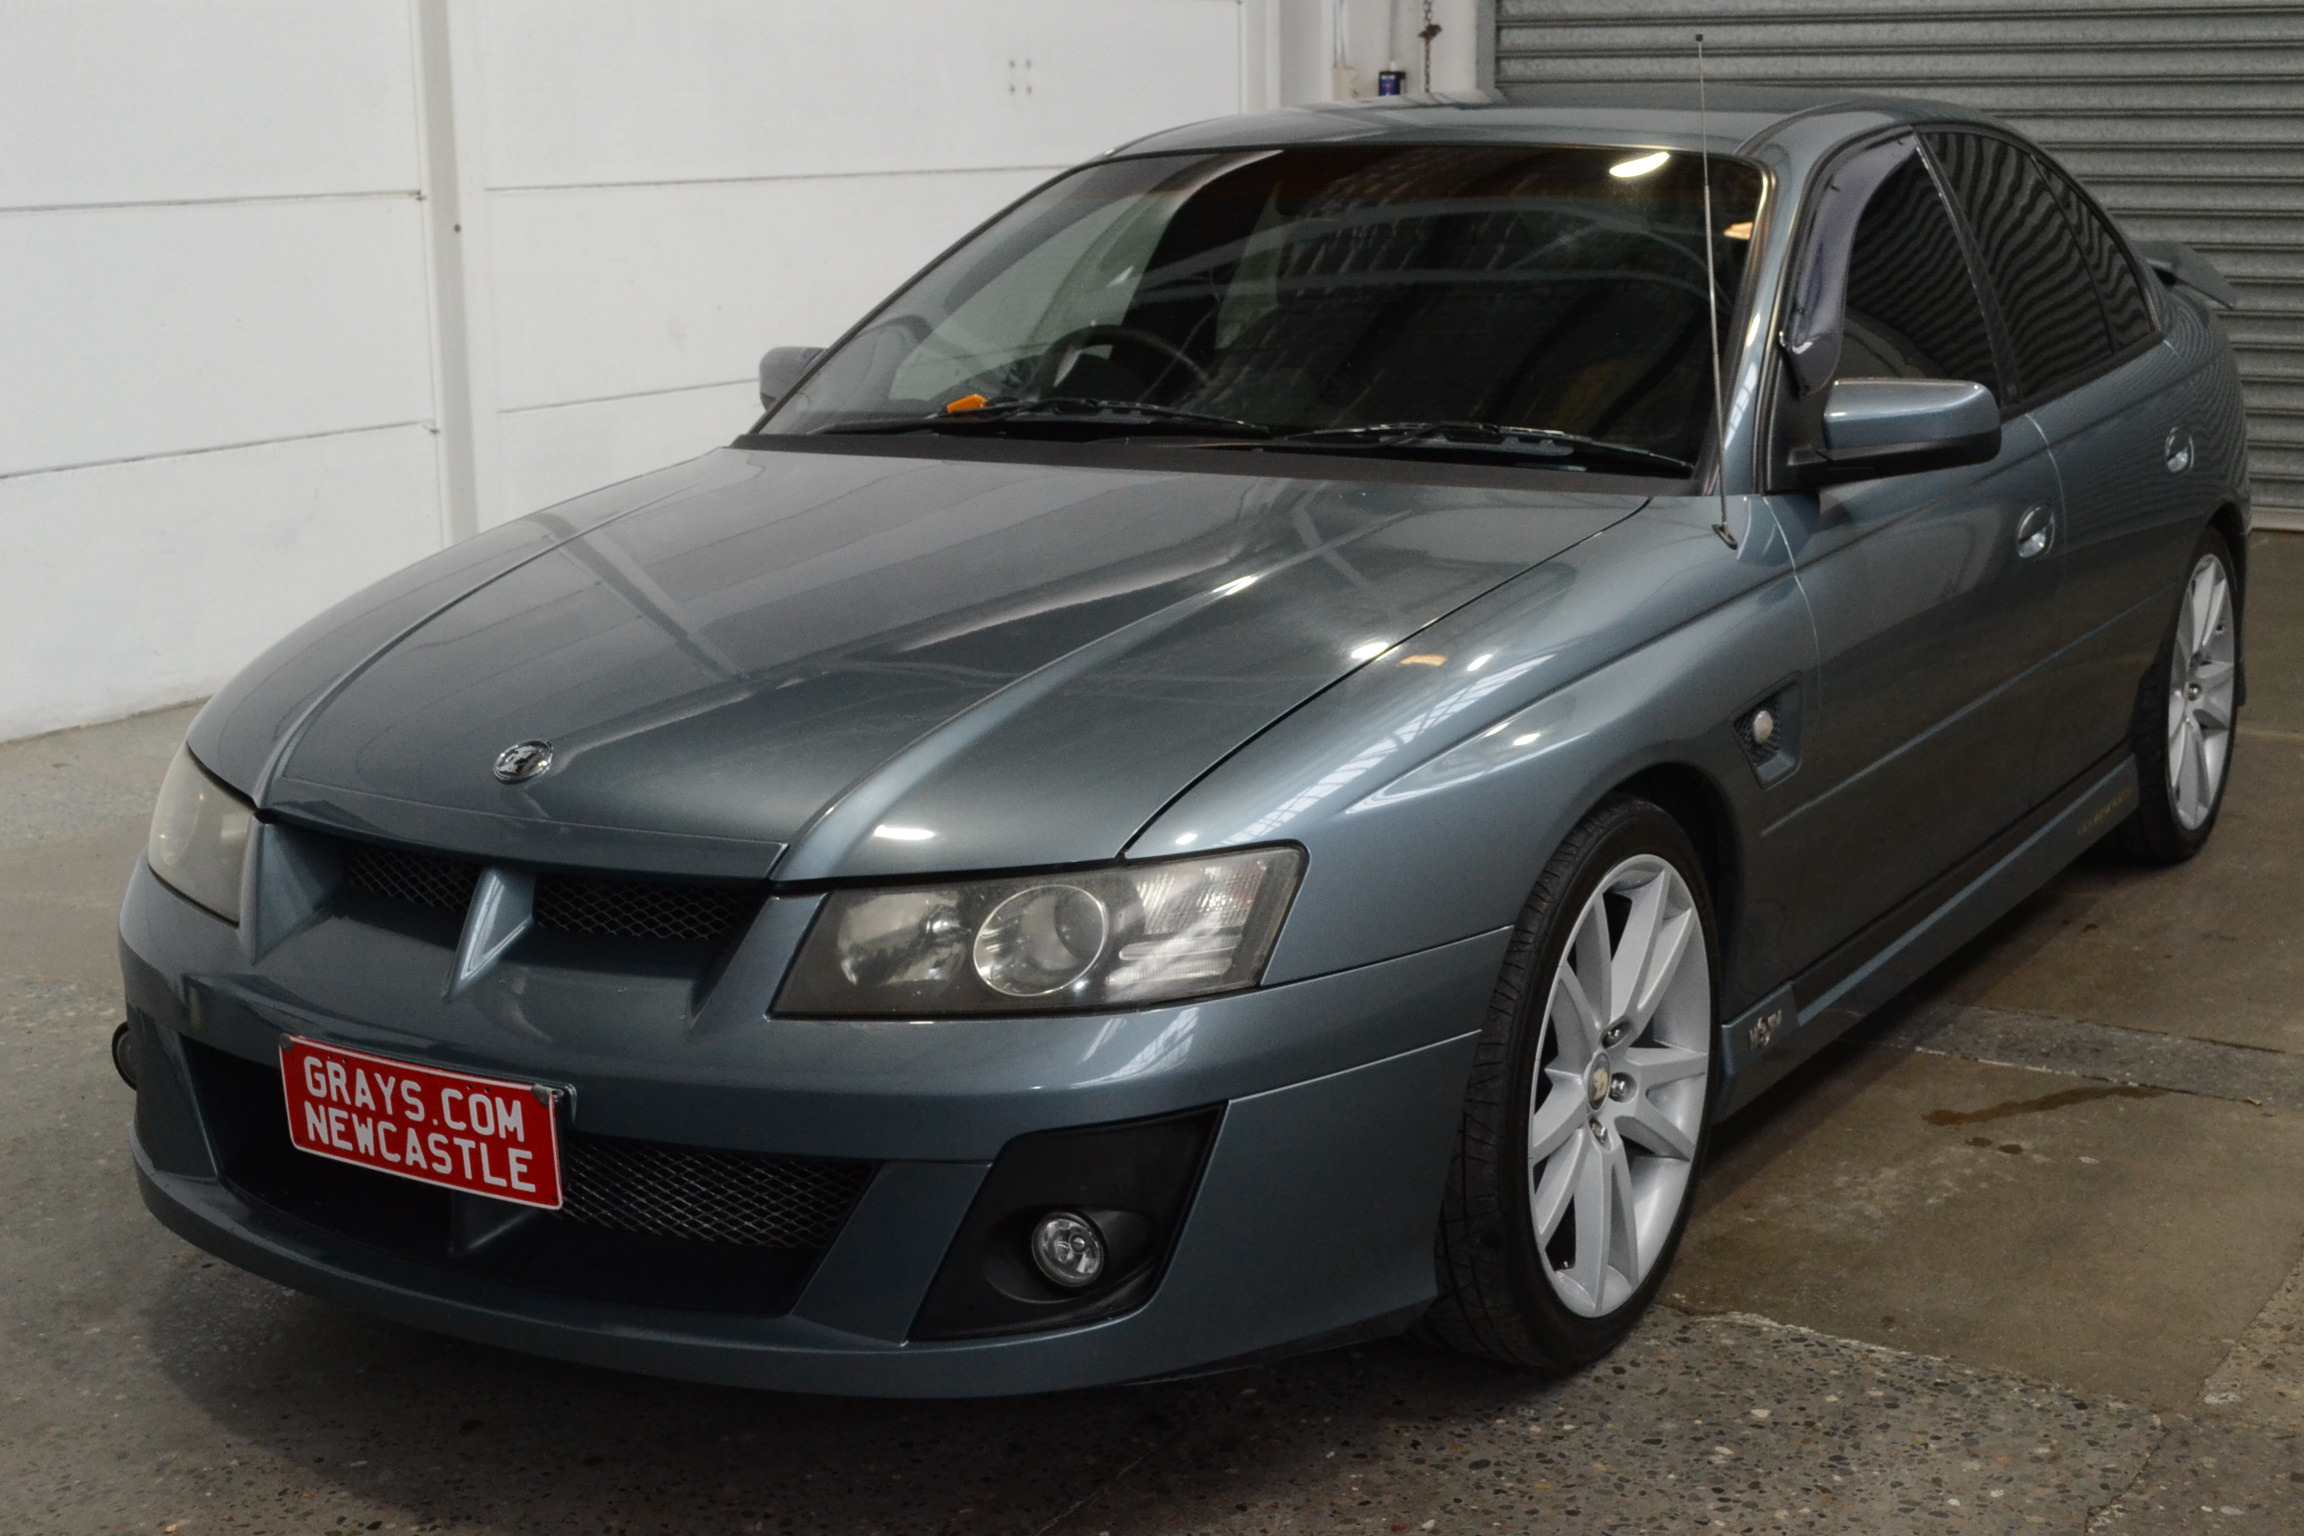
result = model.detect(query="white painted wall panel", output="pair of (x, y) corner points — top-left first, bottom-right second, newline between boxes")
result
(0, 426), (442, 741)
(476, 0), (1244, 189)
(466, 2), (1243, 527)
(0, 0), (420, 209)
(498, 381), (756, 519)
(0, 197), (437, 477)
(485, 167), (1049, 413)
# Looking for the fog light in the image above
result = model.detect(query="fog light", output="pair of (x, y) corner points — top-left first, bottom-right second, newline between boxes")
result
(111, 1021), (138, 1091)
(1028, 1211), (1106, 1289)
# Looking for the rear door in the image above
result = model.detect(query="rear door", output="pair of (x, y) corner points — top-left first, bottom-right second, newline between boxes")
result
(1765, 138), (2066, 969)
(1928, 129), (2196, 791)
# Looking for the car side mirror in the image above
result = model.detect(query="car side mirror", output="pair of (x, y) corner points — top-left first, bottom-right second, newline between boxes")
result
(759, 346), (824, 410)
(1788, 378), (2001, 486)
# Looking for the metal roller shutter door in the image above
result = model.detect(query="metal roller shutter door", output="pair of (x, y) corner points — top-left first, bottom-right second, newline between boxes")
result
(1492, 1), (2304, 529)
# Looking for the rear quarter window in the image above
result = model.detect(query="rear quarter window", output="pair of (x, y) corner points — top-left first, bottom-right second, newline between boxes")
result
(1925, 130), (2117, 404)
(2036, 160), (2157, 352)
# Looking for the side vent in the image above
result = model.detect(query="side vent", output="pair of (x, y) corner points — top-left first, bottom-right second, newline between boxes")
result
(1733, 683), (1804, 787)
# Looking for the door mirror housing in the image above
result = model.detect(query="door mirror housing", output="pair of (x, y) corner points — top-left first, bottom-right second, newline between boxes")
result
(1787, 378), (2001, 486)
(758, 346), (824, 410)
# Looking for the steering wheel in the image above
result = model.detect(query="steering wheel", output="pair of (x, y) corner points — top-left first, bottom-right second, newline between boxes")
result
(1027, 323), (1211, 398)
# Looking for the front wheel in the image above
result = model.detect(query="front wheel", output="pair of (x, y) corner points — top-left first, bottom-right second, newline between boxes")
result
(1421, 795), (1719, 1370)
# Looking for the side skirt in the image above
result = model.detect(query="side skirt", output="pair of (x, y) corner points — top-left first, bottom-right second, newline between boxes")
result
(1714, 750), (2139, 1118)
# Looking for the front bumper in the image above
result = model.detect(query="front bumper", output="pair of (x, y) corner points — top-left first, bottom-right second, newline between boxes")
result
(122, 858), (1502, 1396)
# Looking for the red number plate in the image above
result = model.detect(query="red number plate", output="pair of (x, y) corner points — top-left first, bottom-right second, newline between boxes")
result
(280, 1037), (562, 1209)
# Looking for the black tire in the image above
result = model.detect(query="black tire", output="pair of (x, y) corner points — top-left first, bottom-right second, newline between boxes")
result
(2115, 525), (2241, 865)
(1419, 794), (1721, 1370)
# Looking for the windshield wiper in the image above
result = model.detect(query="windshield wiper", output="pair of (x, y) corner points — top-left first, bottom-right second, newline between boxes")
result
(821, 397), (1272, 438)
(1220, 421), (1693, 477)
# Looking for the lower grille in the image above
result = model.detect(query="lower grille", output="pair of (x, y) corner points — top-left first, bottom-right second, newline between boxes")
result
(560, 1134), (873, 1249)
(181, 1037), (872, 1315)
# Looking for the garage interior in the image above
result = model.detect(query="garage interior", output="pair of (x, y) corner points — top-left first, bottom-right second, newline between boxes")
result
(6, 2), (2303, 1532)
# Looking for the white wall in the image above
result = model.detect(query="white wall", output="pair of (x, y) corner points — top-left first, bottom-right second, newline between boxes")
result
(463, 0), (1249, 521)
(0, 0), (1246, 741)
(0, 1), (444, 742)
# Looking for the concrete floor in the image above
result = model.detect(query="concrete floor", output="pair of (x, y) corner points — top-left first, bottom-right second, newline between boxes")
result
(5, 536), (2303, 1535)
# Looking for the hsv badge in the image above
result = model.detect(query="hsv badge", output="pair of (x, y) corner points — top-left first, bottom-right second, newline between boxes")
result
(492, 739), (553, 783)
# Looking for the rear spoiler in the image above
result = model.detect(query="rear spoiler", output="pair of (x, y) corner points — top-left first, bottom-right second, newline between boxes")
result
(2133, 239), (2240, 309)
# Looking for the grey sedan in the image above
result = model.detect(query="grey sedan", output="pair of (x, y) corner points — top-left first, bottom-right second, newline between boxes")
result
(121, 89), (2248, 1395)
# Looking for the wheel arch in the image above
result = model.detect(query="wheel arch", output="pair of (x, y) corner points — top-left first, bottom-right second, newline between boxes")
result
(1610, 761), (1743, 980)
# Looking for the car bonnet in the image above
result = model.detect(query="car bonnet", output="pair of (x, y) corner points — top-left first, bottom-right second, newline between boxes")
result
(247, 444), (1643, 881)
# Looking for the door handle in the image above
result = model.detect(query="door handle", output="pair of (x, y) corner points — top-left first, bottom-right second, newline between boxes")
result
(2015, 503), (2054, 560)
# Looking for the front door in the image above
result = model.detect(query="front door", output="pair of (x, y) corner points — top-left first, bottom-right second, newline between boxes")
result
(1761, 140), (2065, 975)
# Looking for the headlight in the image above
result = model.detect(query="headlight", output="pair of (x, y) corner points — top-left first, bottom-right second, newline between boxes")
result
(147, 745), (253, 923)
(776, 845), (1304, 1016)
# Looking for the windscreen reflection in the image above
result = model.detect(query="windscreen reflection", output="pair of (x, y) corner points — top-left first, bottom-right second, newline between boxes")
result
(767, 145), (1763, 474)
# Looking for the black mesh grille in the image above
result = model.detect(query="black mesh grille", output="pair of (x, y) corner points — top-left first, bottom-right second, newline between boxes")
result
(533, 875), (759, 945)
(559, 1134), (873, 1248)
(341, 843), (481, 913)
(330, 836), (759, 947)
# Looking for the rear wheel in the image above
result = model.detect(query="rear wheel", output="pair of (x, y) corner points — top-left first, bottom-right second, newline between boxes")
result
(2117, 528), (2239, 864)
(1421, 795), (1718, 1369)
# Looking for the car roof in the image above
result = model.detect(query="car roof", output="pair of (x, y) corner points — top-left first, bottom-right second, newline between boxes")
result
(1109, 87), (2007, 161)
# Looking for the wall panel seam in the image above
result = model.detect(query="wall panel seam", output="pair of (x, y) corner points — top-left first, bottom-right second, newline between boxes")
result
(483, 165), (1073, 197)
(0, 190), (419, 219)
(0, 422), (430, 487)
(499, 379), (753, 417)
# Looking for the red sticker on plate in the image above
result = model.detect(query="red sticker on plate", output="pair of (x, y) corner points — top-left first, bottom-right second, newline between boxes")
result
(280, 1037), (562, 1209)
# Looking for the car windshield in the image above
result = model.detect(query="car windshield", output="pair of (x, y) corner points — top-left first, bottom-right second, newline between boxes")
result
(763, 144), (1763, 474)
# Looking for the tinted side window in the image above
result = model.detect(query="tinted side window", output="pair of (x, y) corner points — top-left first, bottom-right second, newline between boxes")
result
(1925, 131), (2115, 402)
(2038, 160), (2156, 351)
(1833, 155), (2001, 398)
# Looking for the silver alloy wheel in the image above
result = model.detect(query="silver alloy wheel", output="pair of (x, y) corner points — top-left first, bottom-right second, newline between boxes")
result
(1527, 854), (1711, 1318)
(2168, 551), (2237, 831)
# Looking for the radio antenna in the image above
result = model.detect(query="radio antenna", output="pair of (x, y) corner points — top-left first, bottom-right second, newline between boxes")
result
(1696, 33), (1738, 550)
